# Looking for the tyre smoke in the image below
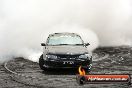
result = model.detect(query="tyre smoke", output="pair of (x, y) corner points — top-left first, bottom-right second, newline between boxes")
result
(0, 0), (132, 63)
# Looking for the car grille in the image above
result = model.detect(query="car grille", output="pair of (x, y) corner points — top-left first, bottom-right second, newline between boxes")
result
(57, 55), (79, 60)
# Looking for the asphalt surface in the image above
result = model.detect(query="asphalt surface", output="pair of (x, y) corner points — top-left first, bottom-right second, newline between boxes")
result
(1, 46), (132, 88)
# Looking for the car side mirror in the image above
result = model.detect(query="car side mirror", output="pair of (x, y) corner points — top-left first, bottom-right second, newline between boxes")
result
(85, 43), (90, 46)
(41, 43), (46, 46)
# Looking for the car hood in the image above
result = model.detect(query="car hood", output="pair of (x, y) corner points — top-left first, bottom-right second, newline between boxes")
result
(46, 46), (88, 55)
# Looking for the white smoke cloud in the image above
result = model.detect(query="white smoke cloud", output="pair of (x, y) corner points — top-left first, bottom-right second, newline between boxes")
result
(0, 0), (132, 63)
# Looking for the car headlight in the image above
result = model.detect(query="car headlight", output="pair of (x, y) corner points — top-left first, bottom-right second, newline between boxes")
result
(46, 54), (57, 59)
(79, 54), (91, 59)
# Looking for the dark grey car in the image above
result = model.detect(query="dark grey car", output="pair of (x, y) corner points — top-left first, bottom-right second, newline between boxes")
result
(39, 33), (92, 72)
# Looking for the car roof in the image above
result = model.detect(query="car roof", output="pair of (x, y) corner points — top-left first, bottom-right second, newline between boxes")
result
(49, 32), (80, 37)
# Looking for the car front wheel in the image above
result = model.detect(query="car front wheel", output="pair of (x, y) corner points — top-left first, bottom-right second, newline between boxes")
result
(39, 54), (48, 71)
(84, 65), (92, 74)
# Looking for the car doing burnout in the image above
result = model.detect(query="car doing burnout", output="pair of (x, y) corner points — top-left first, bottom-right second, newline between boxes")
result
(39, 32), (92, 72)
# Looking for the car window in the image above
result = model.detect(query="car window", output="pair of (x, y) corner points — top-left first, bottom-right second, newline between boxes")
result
(47, 35), (83, 45)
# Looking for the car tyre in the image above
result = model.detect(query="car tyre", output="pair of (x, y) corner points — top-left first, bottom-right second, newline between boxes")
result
(84, 67), (91, 74)
(39, 54), (48, 71)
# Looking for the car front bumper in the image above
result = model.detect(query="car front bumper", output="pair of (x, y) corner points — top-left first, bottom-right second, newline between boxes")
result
(43, 60), (92, 69)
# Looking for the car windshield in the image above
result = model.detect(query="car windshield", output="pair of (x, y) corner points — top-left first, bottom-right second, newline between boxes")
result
(47, 34), (83, 45)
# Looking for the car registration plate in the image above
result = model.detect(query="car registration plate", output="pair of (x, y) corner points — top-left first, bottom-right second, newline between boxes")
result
(63, 61), (74, 64)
